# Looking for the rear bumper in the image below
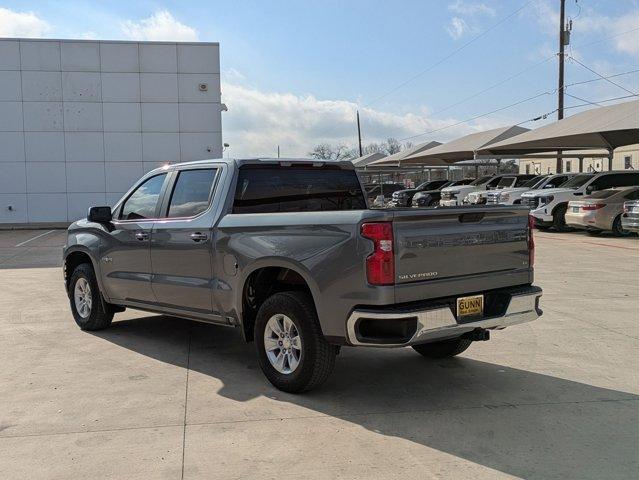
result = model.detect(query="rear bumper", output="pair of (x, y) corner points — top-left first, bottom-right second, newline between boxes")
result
(346, 285), (542, 347)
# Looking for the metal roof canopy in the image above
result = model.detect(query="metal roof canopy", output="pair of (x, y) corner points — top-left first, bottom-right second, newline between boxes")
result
(351, 152), (387, 167)
(368, 140), (442, 167)
(478, 99), (639, 156)
(399, 125), (530, 165)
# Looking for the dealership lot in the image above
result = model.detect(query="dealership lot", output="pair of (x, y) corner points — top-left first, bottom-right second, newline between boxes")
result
(1, 229), (638, 480)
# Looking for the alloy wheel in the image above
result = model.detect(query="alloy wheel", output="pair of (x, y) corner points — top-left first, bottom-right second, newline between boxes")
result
(264, 314), (302, 374)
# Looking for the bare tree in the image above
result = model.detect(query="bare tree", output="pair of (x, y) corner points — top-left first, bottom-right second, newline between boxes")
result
(386, 138), (401, 155)
(308, 143), (355, 161)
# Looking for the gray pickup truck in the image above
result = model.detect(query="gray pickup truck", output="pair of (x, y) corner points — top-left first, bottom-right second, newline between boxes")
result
(63, 158), (542, 392)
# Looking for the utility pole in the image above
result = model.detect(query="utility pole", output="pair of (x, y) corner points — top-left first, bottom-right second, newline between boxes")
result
(557, 0), (568, 173)
(356, 110), (363, 157)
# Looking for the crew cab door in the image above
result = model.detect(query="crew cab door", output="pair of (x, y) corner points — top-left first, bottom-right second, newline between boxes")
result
(101, 173), (169, 303)
(150, 167), (220, 314)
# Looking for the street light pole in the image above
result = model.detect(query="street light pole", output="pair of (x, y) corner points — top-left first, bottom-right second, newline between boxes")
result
(356, 110), (363, 157)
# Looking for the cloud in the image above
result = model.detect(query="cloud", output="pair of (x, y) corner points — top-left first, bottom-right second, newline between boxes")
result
(449, 1), (495, 17)
(220, 83), (480, 157)
(0, 7), (51, 37)
(612, 12), (639, 57)
(446, 17), (470, 39)
(121, 10), (198, 42)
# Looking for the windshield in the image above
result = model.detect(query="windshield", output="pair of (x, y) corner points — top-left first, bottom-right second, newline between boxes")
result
(524, 175), (545, 188)
(561, 174), (593, 189)
(497, 177), (516, 188)
(469, 175), (493, 186)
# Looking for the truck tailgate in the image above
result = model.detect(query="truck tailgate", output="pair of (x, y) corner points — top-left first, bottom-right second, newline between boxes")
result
(392, 207), (530, 285)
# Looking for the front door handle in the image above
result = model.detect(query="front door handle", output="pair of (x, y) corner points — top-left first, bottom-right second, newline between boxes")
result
(190, 232), (208, 242)
(135, 232), (149, 241)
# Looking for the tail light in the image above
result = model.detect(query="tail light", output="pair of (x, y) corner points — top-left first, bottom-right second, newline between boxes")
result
(528, 215), (535, 268)
(361, 222), (395, 285)
(581, 203), (605, 211)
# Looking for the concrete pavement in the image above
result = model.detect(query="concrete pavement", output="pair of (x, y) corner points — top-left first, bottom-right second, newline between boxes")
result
(0, 229), (638, 479)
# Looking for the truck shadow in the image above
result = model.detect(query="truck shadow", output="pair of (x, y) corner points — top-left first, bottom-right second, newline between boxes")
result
(94, 315), (639, 480)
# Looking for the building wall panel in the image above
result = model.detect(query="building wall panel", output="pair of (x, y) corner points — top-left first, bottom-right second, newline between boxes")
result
(1, 39), (221, 224)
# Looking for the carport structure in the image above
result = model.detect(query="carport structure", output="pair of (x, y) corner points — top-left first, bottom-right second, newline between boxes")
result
(351, 152), (387, 168)
(368, 140), (442, 167)
(478, 99), (639, 171)
(397, 125), (530, 166)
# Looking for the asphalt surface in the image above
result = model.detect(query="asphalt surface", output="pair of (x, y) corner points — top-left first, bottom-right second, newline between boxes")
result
(1, 228), (638, 479)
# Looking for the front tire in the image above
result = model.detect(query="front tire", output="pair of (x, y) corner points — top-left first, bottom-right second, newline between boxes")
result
(612, 215), (631, 237)
(68, 263), (114, 331)
(255, 291), (338, 393)
(412, 337), (472, 358)
(552, 204), (569, 232)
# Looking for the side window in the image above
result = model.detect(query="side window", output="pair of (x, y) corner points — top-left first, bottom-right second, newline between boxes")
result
(614, 172), (639, 187)
(625, 189), (639, 200)
(120, 174), (167, 220)
(591, 174), (615, 190)
(167, 168), (217, 218)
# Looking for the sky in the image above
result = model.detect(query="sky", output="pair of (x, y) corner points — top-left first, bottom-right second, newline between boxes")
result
(2, 0), (639, 157)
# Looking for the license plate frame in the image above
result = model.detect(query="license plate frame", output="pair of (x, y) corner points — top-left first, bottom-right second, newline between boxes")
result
(456, 294), (484, 320)
(572, 206), (579, 213)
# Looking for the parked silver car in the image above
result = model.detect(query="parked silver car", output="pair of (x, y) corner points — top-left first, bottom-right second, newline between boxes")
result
(565, 187), (639, 236)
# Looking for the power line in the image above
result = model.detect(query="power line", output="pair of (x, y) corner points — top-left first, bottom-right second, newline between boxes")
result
(565, 67), (639, 89)
(564, 92), (602, 106)
(428, 55), (555, 117)
(398, 89), (553, 142)
(517, 93), (639, 125)
(568, 55), (638, 95)
(364, 0), (533, 107)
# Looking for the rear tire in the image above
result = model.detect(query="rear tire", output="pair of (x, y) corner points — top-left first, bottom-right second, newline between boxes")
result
(612, 215), (631, 237)
(255, 291), (338, 393)
(552, 204), (569, 232)
(68, 263), (114, 331)
(412, 337), (472, 359)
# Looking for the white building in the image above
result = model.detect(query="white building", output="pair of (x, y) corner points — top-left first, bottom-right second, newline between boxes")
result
(0, 38), (222, 225)
(519, 144), (639, 174)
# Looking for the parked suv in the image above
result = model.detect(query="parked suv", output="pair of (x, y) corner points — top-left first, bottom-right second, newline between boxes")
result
(465, 174), (537, 205)
(439, 175), (498, 206)
(412, 179), (475, 207)
(63, 158), (542, 393)
(486, 174), (573, 205)
(389, 180), (450, 207)
(522, 171), (639, 231)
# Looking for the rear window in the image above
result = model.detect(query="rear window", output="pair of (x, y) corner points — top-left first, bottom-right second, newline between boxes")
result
(589, 189), (618, 199)
(233, 165), (367, 213)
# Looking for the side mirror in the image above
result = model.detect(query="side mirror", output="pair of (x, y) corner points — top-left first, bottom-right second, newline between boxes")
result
(88, 206), (112, 223)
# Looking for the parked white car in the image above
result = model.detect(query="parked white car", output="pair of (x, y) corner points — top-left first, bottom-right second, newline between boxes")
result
(465, 174), (537, 205)
(486, 173), (574, 205)
(439, 175), (501, 206)
(522, 171), (639, 231)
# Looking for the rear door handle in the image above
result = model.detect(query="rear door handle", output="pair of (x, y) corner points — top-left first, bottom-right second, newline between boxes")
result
(135, 232), (149, 241)
(190, 232), (208, 242)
